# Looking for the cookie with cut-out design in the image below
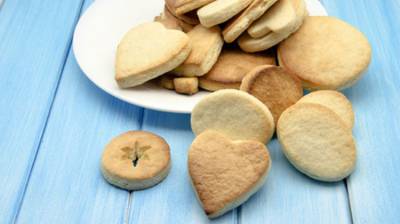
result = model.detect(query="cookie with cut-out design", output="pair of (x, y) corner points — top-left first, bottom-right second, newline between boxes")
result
(101, 131), (171, 190)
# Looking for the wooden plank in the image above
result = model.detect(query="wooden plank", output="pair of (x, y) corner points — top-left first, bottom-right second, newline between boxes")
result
(0, 0), (85, 223)
(321, 0), (400, 223)
(128, 111), (236, 224)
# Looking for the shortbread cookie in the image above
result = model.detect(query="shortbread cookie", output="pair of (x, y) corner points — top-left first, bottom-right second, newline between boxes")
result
(191, 89), (275, 143)
(277, 103), (356, 181)
(101, 131), (171, 190)
(155, 6), (194, 32)
(174, 25), (223, 77)
(189, 130), (271, 218)
(174, 77), (199, 94)
(158, 74), (175, 90)
(199, 48), (275, 91)
(238, 0), (307, 52)
(297, 90), (354, 128)
(222, 0), (277, 43)
(240, 65), (303, 124)
(197, 0), (253, 28)
(278, 16), (372, 90)
(248, 0), (296, 38)
(115, 22), (191, 88)
(166, 0), (215, 16)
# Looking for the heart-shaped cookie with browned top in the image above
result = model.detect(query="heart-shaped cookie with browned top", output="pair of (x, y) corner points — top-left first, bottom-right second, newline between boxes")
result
(188, 130), (271, 218)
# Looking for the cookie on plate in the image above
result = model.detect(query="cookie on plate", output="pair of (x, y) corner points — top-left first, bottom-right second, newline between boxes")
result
(238, 0), (307, 52)
(297, 90), (354, 128)
(174, 77), (199, 94)
(101, 131), (171, 190)
(240, 65), (303, 124)
(115, 22), (191, 88)
(174, 25), (224, 77)
(200, 48), (275, 91)
(166, 0), (215, 16)
(197, 0), (253, 27)
(189, 130), (271, 218)
(222, 0), (278, 43)
(155, 6), (194, 32)
(191, 89), (275, 143)
(277, 103), (357, 181)
(278, 16), (372, 90)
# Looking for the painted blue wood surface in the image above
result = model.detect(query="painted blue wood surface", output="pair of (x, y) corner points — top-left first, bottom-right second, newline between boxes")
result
(0, 0), (84, 223)
(321, 0), (400, 223)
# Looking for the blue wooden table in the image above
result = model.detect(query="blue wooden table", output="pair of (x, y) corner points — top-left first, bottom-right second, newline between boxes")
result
(1, 0), (399, 223)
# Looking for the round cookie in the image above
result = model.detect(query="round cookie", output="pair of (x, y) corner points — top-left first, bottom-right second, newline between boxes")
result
(278, 16), (372, 90)
(199, 49), (276, 91)
(191, 89), (275, 143)
(277, 103), (356, 181)
(240, 65), (303, 124)
(297, 90), (354, 128)
(101, 131), (171, 190)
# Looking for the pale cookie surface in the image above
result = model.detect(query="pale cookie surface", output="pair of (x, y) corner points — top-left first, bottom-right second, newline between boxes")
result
(101, 131), (171, 190)
(297, 90), (355, 128)
(174, 77), (199, 94)
(115, 22), (191, 88)
(174, 25), (223, 77)
(277, 103), (356, 182)
(166, 0), (215, 15)
(156, 6), (194, 32)
(191, 89), (275, 143)
(238, 0), (307, 52)
(222, 0), (278, 43)
(200, 48), (275, 91)
(278, 16), (372, 90)
(188, 130), (271, 218)
(197, 0), (253, 28)
(240, 65), (303, 124)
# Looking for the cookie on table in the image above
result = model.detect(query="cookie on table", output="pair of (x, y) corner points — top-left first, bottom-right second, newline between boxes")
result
(174, 25), (224, 77)
(297, 90), (355, 129)
(188, 130), (271, 218)
(174, 77), (199, 94)
(200, 48), (275, 91)
(222, 0), (278, 43)
(240, 65), (303, 124)
(238, 0), (307, 52)
(115, 22), (191, 88)
(165, 0), (215, 16)
(191, 89), (275, 143)
(197, 0), (253, 28)
(277, 103), (357, 182)
(278, 16), (372, 90)
(101, 131), (171, 190)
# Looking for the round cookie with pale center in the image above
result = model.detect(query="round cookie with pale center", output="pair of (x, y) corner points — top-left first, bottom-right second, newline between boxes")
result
(278, 16), (372, 90)
(191, 89), (275, 143)
(277, 103), (357, 182)
(240, 65), (303, 124)
(101, 131), (171, 190)
(297, 90), (355, 129)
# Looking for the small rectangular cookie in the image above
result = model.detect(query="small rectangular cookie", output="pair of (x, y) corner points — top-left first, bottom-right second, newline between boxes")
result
(173, 77), (199, 95)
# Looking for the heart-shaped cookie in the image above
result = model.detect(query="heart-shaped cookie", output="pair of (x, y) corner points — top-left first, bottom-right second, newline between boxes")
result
(115, 22), (191, 88)
(188, 130), (271, 218)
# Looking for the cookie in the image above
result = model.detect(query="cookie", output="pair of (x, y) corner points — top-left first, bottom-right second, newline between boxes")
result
(188, 130), (271, 218)
(240, 65), (303, 124)
(197, 0), (253, 28)
(101, 131), (171, 190)
(174, 25), (223, 77)
(115, 22), (191, 88)
(174, 77), (199, 94)
(247, 0), (296, 38)
(157, 74), (175, 90)
(199, 48), (275, 91)
(166, 0), (215, 16)
(297, 90), (354, 128)
(155, 6), (194, 32)
(278, 16), (372, 90)
(277, 103), (357, 181)
(191, 89), (275, 143)
(238, 0), (307, 52)
(222, 0), (278, 43)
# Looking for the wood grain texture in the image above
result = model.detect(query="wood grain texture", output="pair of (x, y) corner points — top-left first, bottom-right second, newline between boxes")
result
(321, 0), (400, 223)
(128, 111), (236, 224)
(0, 0), (84, 223)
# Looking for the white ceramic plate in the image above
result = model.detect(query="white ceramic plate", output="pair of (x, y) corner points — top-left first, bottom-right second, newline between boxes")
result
(73, 0), (327, 113)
